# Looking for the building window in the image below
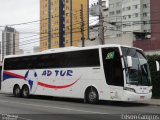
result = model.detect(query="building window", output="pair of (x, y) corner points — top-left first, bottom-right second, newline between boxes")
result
(126, 6), (131, 11)
(117, 34), (121, 37)
(116, 10), (121, 14)
(109, 4), (114, 8)
(123, 16), (126, 20)
(66, 13), (69, 17)
(128, 15), (131, 19)
(109, 11), (115, 15)
(133, 13), (139, 18)
(133, 5), (139, 9)
(66, 6), (69, 10)
(143, 4), (148, 8)
(116, 2), (121, 7)
(65, 40), (69, 44)
(143, 12), (149, 17)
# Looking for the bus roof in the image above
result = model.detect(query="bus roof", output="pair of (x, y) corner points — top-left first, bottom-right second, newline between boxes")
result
(4, 44), (142, 59)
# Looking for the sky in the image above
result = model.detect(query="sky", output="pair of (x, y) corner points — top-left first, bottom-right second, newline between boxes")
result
(0, 0), (108, 52)
(0, 0), (40, 52)
(0, 0), (39, 25)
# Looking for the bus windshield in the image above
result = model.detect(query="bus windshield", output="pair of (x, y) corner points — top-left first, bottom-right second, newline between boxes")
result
(121, 47), (151, 86)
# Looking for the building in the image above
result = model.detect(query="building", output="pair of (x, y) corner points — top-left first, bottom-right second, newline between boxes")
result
(122, 0), (150, 33)
(89, 0), (139, 46)
(108, 0), (122, 38)
(133, 0), (160, 54)
(2, 26), (23, 60)
(108, 0), (150, 38)
(40, 0), (89, 51)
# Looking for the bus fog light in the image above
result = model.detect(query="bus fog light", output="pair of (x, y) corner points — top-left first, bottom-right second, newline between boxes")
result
(124, 87), (136, 93)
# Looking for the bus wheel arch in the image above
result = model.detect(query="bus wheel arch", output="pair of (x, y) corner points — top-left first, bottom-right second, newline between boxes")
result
(21, 84), (30, 98)
(84, 86), (99, 104)
(13, 84), (21, 97)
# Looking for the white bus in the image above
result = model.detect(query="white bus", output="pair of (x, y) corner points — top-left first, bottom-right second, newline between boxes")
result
(1, 45), (152, 104)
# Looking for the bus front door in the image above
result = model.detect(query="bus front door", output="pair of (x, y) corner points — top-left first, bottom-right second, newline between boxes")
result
(102, 47), (124, 100)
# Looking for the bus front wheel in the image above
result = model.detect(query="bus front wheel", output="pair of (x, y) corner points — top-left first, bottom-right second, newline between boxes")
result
(21, 85), (30, 98)
(13, 85), (21, 97)
(85, 87), (99, 104)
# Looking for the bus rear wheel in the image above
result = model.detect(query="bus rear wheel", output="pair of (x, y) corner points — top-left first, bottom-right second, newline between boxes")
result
(86, 87), (99, 104)
(13, 85), (21, 97)
(21, 85), (30, 98)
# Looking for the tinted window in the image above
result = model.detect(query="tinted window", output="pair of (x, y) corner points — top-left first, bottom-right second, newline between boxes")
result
(102, 47), (124, 87)
(121, 47), (151, 86)
(4, 49), (100, 70)
(0, 66), (2, 90)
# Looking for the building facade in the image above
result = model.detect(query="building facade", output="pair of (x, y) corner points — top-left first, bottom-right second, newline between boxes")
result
(108, 0), (122, 38)
(2, 26), (23, 60)
(133, 0), (160, 53)
(122, 0), (150, 33)
(108, 0), (150, 38)
(40, 0), (89, 51)
(86, 0), (151, 46)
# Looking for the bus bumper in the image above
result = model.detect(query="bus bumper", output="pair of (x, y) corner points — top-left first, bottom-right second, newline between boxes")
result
(122, 91), (152, 101)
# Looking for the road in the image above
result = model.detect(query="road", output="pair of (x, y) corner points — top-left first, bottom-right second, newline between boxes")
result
(0, 94), (159, 120)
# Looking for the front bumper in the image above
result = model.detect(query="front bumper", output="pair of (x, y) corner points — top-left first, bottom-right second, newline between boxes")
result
(122, 91), (152, 101)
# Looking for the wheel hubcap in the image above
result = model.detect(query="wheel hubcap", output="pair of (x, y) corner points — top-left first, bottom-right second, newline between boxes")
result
(89, 92), (96, 102)
(23, 88), (28, 96)
(15, 88), (20, 95)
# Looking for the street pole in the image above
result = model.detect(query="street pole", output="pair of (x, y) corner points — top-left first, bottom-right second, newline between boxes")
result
(48, 0), (52, 49)
(80, 4), (85, 47)
(98, 0), (105, 45)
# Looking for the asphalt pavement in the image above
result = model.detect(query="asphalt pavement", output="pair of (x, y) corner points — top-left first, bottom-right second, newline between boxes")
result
(0, 93), (159, 120)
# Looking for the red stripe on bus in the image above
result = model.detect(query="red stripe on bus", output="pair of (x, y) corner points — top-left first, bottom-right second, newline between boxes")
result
(37, 78), (80, 89)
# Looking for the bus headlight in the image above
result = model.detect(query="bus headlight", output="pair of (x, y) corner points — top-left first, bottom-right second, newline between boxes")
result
(124, 87), (136, 93)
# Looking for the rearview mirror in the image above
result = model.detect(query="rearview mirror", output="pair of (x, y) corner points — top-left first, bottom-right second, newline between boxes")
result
(127, 56), (132, 68)
(156, 61), (160, 71)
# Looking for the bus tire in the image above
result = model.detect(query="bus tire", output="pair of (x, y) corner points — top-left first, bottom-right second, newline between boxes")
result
(21, 85), (30, 98)
(13, 85), (21, 97)
(85, 87), (99, 104)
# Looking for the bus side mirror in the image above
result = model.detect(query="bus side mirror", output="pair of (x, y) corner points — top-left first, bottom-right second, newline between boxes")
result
(156, 61), (160, 71)
(127, 56), (132, 68)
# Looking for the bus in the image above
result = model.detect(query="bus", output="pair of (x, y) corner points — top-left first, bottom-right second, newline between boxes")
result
(1, 45), (152, 104)
(0, 64), (2, 90)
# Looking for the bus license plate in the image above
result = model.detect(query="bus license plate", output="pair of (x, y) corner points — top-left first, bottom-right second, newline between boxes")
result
(140, 96), (145, 99)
